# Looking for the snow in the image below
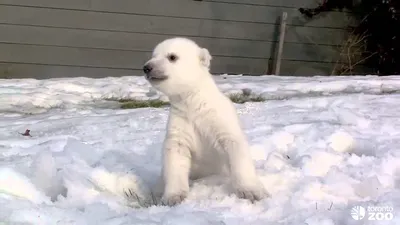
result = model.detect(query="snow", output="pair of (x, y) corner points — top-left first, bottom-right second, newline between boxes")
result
(0, 74), (400, 225)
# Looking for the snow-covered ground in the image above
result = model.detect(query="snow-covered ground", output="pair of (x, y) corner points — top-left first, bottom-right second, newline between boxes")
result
(0, 75), (400, 225)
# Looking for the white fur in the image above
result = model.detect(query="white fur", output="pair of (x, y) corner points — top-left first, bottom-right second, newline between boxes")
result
(143, 37), (269, 206)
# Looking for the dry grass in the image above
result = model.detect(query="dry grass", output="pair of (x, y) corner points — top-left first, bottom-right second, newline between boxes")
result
(331, 31), (376, 75)
(331, 14), (378, 75)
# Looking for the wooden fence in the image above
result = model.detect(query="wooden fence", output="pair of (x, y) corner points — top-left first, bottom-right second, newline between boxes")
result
(0, 0), (357, 79)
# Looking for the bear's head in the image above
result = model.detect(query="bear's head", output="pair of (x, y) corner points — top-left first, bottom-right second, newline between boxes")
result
(143, 37), (212, 97)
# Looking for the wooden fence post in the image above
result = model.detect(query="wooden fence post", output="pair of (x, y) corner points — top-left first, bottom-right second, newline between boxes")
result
(275, 12), (288, 75)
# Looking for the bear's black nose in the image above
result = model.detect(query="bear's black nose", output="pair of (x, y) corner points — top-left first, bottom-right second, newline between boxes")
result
(143, 64), (153, 74)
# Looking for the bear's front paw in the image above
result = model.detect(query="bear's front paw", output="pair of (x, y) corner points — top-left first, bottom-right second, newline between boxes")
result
(161, 191), (188, 206)
(234, 185), (269, 203)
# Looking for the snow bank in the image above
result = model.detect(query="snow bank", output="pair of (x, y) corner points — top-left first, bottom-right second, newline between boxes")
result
(0, 75), (399, 224)
(1, 75), (399, 114)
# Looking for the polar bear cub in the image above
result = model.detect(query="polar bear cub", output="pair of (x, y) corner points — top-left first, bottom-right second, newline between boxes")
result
(142, 37), (268, 206)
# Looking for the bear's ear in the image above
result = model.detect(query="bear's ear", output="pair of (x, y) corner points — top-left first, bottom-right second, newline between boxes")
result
(199, 48), (212, 69)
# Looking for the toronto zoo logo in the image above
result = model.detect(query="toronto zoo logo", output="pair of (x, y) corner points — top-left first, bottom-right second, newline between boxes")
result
(351, 205), (394, 221)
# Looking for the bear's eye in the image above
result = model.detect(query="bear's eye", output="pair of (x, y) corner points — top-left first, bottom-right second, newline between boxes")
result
(167, 54), (178, 62)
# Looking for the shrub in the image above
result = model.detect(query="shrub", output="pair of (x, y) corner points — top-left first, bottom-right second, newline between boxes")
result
(299, 0), (400, 75)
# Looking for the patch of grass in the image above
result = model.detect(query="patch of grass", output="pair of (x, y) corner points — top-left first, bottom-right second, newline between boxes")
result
(104, 98), (169, 109)
(228, 89), (266, 104)
(120, 99), (169, 109)
(105, 88), (265, 109)
(228, 93), (266, 104)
